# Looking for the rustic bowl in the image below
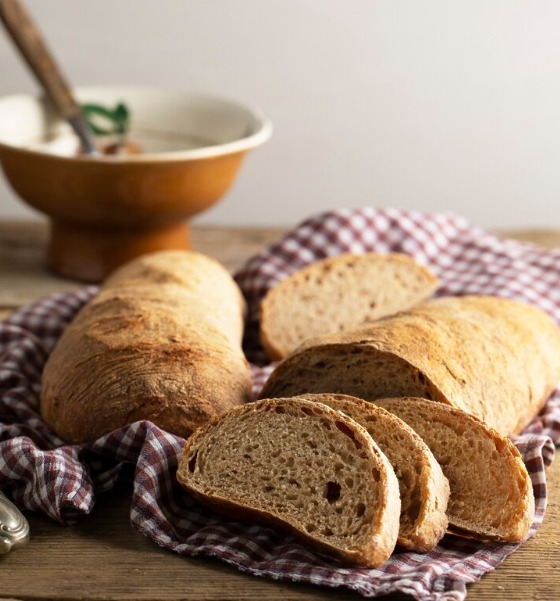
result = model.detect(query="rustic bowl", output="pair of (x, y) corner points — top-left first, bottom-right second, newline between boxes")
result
(0, 86), (272, 282)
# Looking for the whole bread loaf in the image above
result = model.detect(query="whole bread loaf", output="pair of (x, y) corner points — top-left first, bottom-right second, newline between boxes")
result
(259, 252), (438, 360)
(303, 393), (449, 552)
(40, 250), (253, 443)
(375, 398), (535, 542)
(260, 295), (560, 435)
(176, 396), (401, 568)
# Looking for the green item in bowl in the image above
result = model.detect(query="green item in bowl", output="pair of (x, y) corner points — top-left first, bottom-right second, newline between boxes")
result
(82, 102), (130, 137)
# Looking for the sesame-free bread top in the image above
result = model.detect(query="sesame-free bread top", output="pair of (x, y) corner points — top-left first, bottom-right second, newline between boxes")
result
(303, 393), (449, 552)
(260, 295), (560, 436)
(40, 250), (253, 443)
(375, 397), (535, 542)
(176, 396), (401, 568)
(259, 252), (438, 361)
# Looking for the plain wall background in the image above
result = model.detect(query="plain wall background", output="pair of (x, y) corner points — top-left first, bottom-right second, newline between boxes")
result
(1, 0), (559, 230)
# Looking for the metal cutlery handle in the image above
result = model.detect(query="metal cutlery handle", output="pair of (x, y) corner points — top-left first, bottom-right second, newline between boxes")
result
(0, 489), (30, 553)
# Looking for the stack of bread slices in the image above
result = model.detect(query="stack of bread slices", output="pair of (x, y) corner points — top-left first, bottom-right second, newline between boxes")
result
(177, 392), (536, 567)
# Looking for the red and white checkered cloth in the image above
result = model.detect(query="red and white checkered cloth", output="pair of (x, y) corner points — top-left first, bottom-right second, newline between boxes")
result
(1, 207), (559, 601)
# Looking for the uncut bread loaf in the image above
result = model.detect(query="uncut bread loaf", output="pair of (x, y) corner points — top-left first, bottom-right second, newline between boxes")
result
(261, 295), (560, 436)
(303, 393), (449, 552)
(41, 250), (253, 443)
(176, 396), (401, 568)
(259, 252), (438, 361)
(375, 398), (535, 542)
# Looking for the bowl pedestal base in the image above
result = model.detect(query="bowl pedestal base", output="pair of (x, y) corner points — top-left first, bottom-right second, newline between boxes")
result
(47, 219), (191, 283)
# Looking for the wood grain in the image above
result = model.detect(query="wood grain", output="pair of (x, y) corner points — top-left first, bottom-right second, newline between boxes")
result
(1, 219), (559, 601)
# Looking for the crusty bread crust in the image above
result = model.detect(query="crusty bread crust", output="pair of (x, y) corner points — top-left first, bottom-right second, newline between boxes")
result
(40, 250), (253, 443)
(375, 397), (535, 542)
(259, 252), (438, 361)
(304, 393), (449, 552)
(261, 295), (560, 436)
(177, 397), (401, 568)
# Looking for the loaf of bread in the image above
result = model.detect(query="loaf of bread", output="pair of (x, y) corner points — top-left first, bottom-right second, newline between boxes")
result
(375, 398), (535, 542)
(176, 396), (401, 568)
(260, 295), (560, 435)
(40, 250), (253, 443)
(259, 252), (438, 360)
(307, 393), (449, 552)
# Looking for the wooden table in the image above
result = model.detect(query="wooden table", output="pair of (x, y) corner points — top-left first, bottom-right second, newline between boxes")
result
(1, 220), (559, 601)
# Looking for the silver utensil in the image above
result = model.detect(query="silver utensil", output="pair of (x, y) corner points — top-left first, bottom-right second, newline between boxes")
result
(0, 0), (98, 155)
(0, 489), (29, 553)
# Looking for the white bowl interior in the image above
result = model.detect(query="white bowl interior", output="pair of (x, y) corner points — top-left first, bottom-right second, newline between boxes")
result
(0, 86), (272, 159)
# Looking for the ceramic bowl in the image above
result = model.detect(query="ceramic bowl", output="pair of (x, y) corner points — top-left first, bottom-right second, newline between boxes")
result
(0, 86), (272, 282)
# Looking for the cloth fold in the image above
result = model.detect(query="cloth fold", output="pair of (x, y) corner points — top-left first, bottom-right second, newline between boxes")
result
(1, 207), (559, 601)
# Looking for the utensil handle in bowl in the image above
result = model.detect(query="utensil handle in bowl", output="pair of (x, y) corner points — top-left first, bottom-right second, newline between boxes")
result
(0, 0), (98, 154)
(0, 0), (81, 120)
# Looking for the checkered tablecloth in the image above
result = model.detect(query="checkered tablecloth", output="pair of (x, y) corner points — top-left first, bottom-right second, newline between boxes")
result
(1, 207), (559, 601)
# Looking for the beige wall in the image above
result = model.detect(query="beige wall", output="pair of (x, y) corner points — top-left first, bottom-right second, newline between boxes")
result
(0, 0), (559, 229)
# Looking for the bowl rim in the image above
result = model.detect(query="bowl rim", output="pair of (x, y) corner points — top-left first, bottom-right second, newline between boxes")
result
(0, 85), (273, 163)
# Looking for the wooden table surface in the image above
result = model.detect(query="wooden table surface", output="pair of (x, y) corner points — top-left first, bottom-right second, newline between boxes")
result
(1, 220), (559, 601)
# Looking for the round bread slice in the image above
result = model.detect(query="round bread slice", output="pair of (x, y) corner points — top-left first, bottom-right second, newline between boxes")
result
(374, 397), (535, 542)
(176, 397), (401, 567)
(302, 393), (449, 552)
(259, 252), (438, 361)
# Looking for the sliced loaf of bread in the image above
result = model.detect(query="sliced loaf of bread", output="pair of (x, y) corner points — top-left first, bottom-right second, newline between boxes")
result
(302, 393), (449, 552)
(176, 396), (401, 567)
(375, 397), (535, 542)
(259, 252), (438, 361)
(260, 295), (560, 436)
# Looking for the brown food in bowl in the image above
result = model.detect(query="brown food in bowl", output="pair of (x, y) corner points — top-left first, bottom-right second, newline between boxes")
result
(98, 140), (144, 156)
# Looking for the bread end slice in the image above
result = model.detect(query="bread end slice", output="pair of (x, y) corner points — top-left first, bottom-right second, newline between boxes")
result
(375, 397), (535, 542)
(259, 252), (438, 361)
(177, 397), (401, 567)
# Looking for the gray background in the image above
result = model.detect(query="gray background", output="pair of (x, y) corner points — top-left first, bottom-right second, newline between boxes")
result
(0, 0), (559, 229)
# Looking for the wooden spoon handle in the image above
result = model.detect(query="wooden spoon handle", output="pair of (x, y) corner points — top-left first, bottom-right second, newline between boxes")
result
(0, 0), (98, 154)
(0, 0), (81, 121)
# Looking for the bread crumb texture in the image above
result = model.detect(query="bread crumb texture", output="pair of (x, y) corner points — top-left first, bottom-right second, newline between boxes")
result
(177, 397), (401, 567)
(375, 397), (535, 542)
(261, 295), (560, 436)
(259, 252), (438, 360)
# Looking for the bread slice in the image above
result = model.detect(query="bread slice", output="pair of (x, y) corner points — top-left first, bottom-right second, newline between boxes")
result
(375, 397), (535, 542)
(260, 295), (560, 436)
(176, 396), (401, 567)
(303, 393), (449, 552)
(259, 252), (438, 360)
